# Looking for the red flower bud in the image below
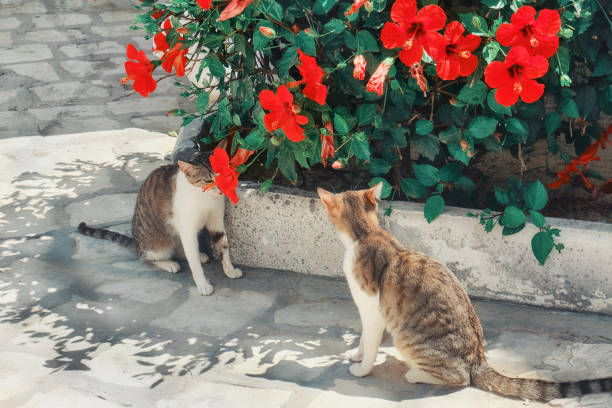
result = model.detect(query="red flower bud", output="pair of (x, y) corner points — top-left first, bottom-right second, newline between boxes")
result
(366, 58), (393, 96)
(332, 160), (344, 169)
(259, 26), (276, 38)
(353, 54), (366, 81)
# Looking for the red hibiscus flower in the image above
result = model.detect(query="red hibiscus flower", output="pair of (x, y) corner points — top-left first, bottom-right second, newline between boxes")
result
(484, 46), (548, 106)
(366, 58), (394, 96)
(345, 0), (366, 16)
(208, 148), (239, 204)
(153, 21), (188, 77)
(496, 6), (561, 58)
(218, 0), (253, 21)
(120, 44), (157, 97)
(380, 0), (446, 67)
(259, 85), (309, 142)
(321, 121), (335, 166)
(197, 0), (211, 9)
(353, 55), (366, 80)
(294, 49), (327, 105)
(429, 21), (481, 81)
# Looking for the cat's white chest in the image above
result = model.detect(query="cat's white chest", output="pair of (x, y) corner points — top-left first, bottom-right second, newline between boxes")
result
(339, 233), (380, 314)
(171, 171), (223, 230)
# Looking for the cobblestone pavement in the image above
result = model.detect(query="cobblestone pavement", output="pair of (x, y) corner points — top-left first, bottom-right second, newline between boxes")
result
(0, 0), (187, 139)
(1, 130), (612, 407)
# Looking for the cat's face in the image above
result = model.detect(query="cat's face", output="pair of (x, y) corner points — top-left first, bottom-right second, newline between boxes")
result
(317, 183), (382, 237)
(177, 161), (220, 193)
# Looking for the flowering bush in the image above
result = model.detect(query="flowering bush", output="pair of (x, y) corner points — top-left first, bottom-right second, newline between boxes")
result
(126, 0), (612, 264)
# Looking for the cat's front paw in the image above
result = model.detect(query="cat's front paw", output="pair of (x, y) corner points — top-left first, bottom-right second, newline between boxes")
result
(199, 253), (210, 264)
(225, 267), (242, 279)
(349, 363), (371, 378)
(349, 347), (363, 362)
(197, 281), (214, 296)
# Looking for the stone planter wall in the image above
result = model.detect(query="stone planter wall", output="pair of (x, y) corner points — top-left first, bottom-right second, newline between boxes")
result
(225, 182), (612, 316)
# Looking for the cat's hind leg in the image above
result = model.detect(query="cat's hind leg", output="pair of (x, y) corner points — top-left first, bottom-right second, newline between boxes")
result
(142, 249), (180, 274)
(175, 243), (209, 264)
(207, 215), (241, 279)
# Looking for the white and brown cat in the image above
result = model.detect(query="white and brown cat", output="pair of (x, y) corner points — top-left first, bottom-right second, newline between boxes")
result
(78, 160), (241, 295)
(318, 183), (611, 401)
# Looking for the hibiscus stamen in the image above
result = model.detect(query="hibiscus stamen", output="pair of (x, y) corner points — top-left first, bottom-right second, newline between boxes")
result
(291, 104), (301, 114)
(119, 75), (134, 84)
(530, 36), (540, 47)
(513, 82), (522, 93)
(458, 50), (471, 59)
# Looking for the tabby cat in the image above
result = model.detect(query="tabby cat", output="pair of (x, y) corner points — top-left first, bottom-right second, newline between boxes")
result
(317, 184), (611, 401)
(78, 159), (242, 295)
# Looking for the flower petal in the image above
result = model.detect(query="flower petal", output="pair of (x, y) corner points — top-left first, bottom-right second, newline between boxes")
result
(532, 34), (559, 58)
(505, 45), (530, 67)
(436, 57), (460, 80)
(496, 23), (525, 47)
(259, 89), (283, 111)
(210, 148), (230, 173)
(423, 31), (446, 61)
(417, 5), (446, 32)
(126, 44), (138, 60)
(381, 22), (406, 49)
(511, 6), (536, 28)
(276, 85), (294, 105)
(495, 83), (519, 106)
(519, 78), (544, 103)
(390, 0), (416, 26)
(484, 61), (511, 88)
(197, 0), (212, 9)
(458, 54), (478, 77)
(524, 55), (549, 78)
(282, 117), (305, 142)
(444, 21), (465, 44)
(398, 39), (424, 66)
(457, 34), (481, 52)
(534, 9), (561, 36)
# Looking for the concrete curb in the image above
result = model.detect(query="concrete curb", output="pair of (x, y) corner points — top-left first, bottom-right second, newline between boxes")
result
(225, 182), (612, 316)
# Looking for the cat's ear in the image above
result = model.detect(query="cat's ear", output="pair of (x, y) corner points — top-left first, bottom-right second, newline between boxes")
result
(364, 182), (383, 207)
(178, 161), (195, 176)
(317, 188), (336, 212)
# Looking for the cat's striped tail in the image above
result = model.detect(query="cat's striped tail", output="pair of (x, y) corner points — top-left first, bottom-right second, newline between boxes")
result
(77, 222), (137, 251)
(471, 363), (612, 402)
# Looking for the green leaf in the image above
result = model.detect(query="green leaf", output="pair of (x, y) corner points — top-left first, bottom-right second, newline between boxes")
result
(279, 46), (298, 79)
(575, 85), (597, 118)
(414, 134), (440, 161)
(448, 141), (471, 165)
(261, 0), (283, 20)
(324, 18), (345, 34)
(501, 206), (526, 228)
(253, 21), (274, 51)
(468, 116), (498, 139)
(482, 41), (501, 63)
(415, 119), (434, 135)
(401, 178), (428, 198)
(296, 30), (316, 56)
(459, 13), (489, 35)
(502, 223), (525, 236)
(390, 127), (407, 147)
(352, 131), (371, 161)
(455, 176), (476, 193)
(357, 30), (379, 52)
(424, 195), (445, 223)
(505, 118), (528, 135)
(356, 104), (376, 126)
(561, 98), (579, 118)
(261, 178), (273, 192)
(481, 0), (506, 9)
(277, 150), (297, 182)
(438, 162), (462, 183)
(196, 92), (210, 113)
(529, 210), (545, 228)
(552, 47), (570, 78)
(494, 187), (509, 206)
(531, 231), (554, 265)
(367, 158), (391, 176)
(368, 177), (391, 199)
(593, 55), (612, 76)
(487, 90), (512, 115)
(413, 164), (439, 187)
(207, 56), (226, 78)
(439, 126), (461, 144)
(458, 81), (488, 105)
(525, 180), (547, 211)
(313, 0), (340, 15)
(545, 112), (561, 135)
(243, 129), (266, 150)
(333, 113), (350, 135)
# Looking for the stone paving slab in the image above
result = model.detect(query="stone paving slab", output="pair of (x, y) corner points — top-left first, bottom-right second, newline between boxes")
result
(1, 131), (612, 408)
(0, 0), (186, 138)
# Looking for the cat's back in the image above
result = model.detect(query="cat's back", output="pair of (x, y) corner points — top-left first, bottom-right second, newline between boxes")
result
(132, 164), (178, 243)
